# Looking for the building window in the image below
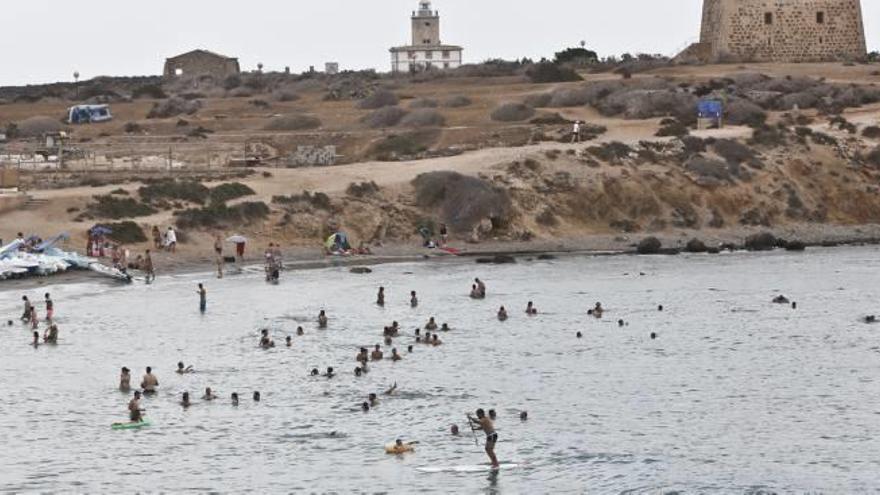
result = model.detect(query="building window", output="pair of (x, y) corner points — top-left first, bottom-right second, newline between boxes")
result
(423, 38), (432, 44)
(442, 51), (450, 59)
(425, 22), (431, 27)
(764, 12), (773, 25)
(816, 11), (824, 24)
(425, 51), (433, 60)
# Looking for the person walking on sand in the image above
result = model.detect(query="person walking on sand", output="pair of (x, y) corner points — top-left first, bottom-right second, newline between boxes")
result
(165, 227), (177, 253)
(197, 284), (207, 313)
(143, 249), (155, 283)
(571, 120), (582, 143)
(468, 409), (500, 469)
(235, 240), (246, 262)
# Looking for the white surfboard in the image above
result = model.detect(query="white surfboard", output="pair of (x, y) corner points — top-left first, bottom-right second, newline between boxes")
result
(417, 463), (519, 474)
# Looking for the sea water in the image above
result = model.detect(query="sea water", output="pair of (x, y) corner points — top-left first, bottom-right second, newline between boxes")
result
(1, 248), (879, 493)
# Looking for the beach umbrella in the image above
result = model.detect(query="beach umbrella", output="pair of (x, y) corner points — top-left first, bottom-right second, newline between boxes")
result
(226, 235), (248, 244)
(90, 226), (113, 235)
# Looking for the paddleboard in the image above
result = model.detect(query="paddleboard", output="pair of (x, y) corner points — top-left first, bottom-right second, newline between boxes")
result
(417, 463), (519, 473)
(111, 419), (151, 430)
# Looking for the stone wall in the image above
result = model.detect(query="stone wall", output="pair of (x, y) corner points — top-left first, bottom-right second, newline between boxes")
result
(164, 51), (241, 79)
(700, 0), (866, 62)
(286, 146), (337, 167)
(411, 12), (440, 45)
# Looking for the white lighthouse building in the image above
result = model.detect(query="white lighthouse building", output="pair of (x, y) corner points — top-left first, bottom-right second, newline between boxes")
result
(390, 1), (464, 73)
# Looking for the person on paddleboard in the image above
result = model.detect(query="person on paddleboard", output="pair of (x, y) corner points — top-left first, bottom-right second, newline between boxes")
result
(141, 367), (159, 394)
(468, 409), (500, 468)
(129, 391), (144, 422)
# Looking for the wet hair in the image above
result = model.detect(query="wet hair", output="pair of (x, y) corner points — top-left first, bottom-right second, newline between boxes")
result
(362, 402), (370, 411)
(6, 320), (12, 326)
(146, 366), (152, 373)
(374, 344), (380, 350)
(355, 367), (362, 376)
(134, 391), (141, 397)
(488, 409), (496, 419)
(407, 345), (414, 352)
(476, 409), (485, 418)
(618, 320), (624, 327)
(576, 332), (583, 338)
(311, 368), (319, 376)
(369, 393), (377, 400)
(451, 425), (460, 435)
(416, 337), (421, 343)
(658, 305), (664, 311)
(178, 362), (184, 368)
(45, 293), (50, 298)
(326, 367), (334, 375)
(520, 411), (528, 421)
(122, 367), (129, 373)
(792, 302), (797, 309)
(182, 391), (190, 401)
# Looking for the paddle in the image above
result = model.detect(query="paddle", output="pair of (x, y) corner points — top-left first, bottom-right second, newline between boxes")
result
(466, 414), (480, 446)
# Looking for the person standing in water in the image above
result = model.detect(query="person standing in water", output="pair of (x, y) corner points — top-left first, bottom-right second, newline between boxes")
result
(29, 306), (39, 330)
(21, 296), (32, 323)
(213, 233), (224, 279)
(143, 250), (155, 283)
(410, 291), (418, 308)
(44, 293), (54, 322)
(141, 367), (159, 394)
(119, 367), (131, 392)
(197, 284), (207, 313)
(377, 287), (385, 307)
(468, 409), (500, 468)
(318, 310), (328, 328)
(475, 278), (486, 298)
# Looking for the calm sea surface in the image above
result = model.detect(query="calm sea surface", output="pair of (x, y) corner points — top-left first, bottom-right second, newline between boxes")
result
(1, 248), (879, 493)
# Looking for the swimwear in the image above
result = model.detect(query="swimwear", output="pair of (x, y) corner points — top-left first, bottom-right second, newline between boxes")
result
(486, 432), (498, 443)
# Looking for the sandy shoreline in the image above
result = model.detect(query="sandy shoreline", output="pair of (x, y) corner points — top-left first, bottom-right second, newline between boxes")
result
(3, 222), (879, 293)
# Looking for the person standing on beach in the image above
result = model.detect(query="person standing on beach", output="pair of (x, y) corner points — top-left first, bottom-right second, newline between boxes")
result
(143, 250), (155, 283)
(439, 224), (449, 248)
(571, 120), (582, 143)
(165, 227), (177, 253)
(235, 240), (246, 262)
(468, 409), (500, 468)
(44, 293), (54, 322)
(151, 226), (162, 249)
(21, 296), (32, 323)
(197, 284), (207, 313)
(214, 234), (224, 279)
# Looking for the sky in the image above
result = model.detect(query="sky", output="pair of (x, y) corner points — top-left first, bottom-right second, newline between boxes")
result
(1, 0), (877, 86)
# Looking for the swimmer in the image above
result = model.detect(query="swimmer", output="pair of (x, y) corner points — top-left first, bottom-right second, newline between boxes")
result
(407, 345), (414, 353)
(231, 392), (240, 406)
(197, 284), (207, 313)
(488, 409), (497, 421)
(592, 302), (604, 318)
(286, 335), (292, 347)
(296, 326), (305, 336)
(651, 332), (657, 340)
(318, 310), (328, 328)
(371, 344), (384, 361)
(141, 367), (159, 394)
(253, 391), (261, 402)
(259, 329), (275, 349)
(128, 391), (144, 422)
(497, 306), (508, 322)
(415, 328), (421, 336)
(425, 317), (438, 330)
(431, 334), (442, 346)
(369, 393), (379, 407)
(181, 392), (192, 408)
(618, 319), (625, 327)
(658, 305), (664, 311)
(324, 367), (335, 378)
(362, 401), (370, 412)
(392, 321), (400, 332)
(470, 284), (480, 299)
(44, 293), (54, 322)
(384, 336), (393, 346)
(410, 291), (418, 308)
(773, 295), (790, 304)
(355, 366), (363, 377)
(520, 411), (528, 421)
(176, 362), (194, 374)
(357, 347), (369, 364)
(792, 302), (797, 310)
(310, 368), (319, 376)
(468, 409), (499, 468)
(43, 324), (58, 344)
(451, 424), (460, 436)
(475, 278), (486, 298)
(384, 382), (398, 395)
(441, 323), (450, 332)
(203, 387), (217, 400)
(576, 331), (583, 339)
(119, 367), (131, 392)
(361, 362), (369, 374)
(526, 301), (537, 315)
(391, 348), (402, 361)
(32, 331), (39, 347)
(377, 287), (385, 307)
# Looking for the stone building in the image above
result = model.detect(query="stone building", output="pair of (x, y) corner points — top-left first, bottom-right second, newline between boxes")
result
(685, 0), (867, 63)
(163, 49), (241, 79)
(390, 1), (463, 73)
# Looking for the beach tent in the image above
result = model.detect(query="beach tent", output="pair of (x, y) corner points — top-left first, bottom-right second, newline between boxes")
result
(325, 232), (351, 252)
(68, 104), (113, 124)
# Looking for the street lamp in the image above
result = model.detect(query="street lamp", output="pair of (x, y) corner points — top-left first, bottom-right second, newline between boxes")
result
(73, 71), (80, 99)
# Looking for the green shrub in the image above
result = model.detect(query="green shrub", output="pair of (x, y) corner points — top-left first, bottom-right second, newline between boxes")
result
(412, 171), (512, 232)
(272, 191), (332, 210)
(357, 90), (399, 109)
(264, 114), (322, 131)
(138, 180), (210, 205)
(525, 63), (582, 83)
(88, 195), (157, 219)
(98, 221), (148, 243)
(369, 130), (441, 160)
(174, 201), (270, 229)
(491, 103), (535, 122)
(210, 182), (255, 205)
(132, 85), (167, 99)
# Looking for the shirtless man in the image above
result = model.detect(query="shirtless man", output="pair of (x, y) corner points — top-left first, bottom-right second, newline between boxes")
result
(318, 310), (328, 329)
(119, 367), (131, 392)
(410, 291), (418, 308)
(376, 287), (385, 307)
(259, 329), (275, 349)
(497, 306), (508, 322)
(425, 317), (438, 331)
(44, 293), (54, 322)
(371, 344), (384, 361)
(356, 347), (369, 364)
(525, 301), (537, 316)
(468, 409), (500, 468)
(475, 278), (486, 298)
(176, 362), (194, 374)
(141, 367), (159, 394)
(21, 296), (32, 323)
(43, 324), (58, 344)
(202, 388), (217, 400)
(391, 348), (402, 361)
(129, 391), (144, 422)
(181, 392), (192, 408)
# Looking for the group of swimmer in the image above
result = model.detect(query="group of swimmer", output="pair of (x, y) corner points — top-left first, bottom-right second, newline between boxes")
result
(15, 293), (59, 346)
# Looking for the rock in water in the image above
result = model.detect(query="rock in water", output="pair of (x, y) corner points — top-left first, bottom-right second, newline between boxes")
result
(350, 267), (373, 274)
(637, 237), (662, 255)
(685, 238), (708, 253)
(744, 232), (778, 251)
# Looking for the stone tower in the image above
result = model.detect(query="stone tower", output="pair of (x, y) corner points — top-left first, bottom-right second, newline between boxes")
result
(412, 1), (441, 45)
(697, 0), (867, 62)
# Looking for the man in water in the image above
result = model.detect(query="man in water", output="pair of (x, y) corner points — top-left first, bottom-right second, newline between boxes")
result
(526, 301), (537, 315)
(203, 388), (217, 400)
(475, 278), (486, 298)
(324, 367), (335, 378)
(43, 324), (58, 344)
(44, 293), (54, 322)
(197, 284), (207, 313)
(231, 393), (240, 406)
(377, 287), (385, 307)
(468, 409), (499, 468)
(181, 392), (192, 408)
(141, 367), (159, 394)
(259, 329), (275, 349)
(497, 306), (508, 322)
(410, 291), (418, 308)
(356, 347), (369, 364)
(21, 296), (32, 323)
(129, 391), (144, 422)
(391, 348), (402, 361)
(120, 367), (131, 392)
(143, 250), (155, 283)
(285, 335), (292, 347)
(371, 344), (384, 361)
(368, 393), (379, 407)
(425, 317), (438, 330)
(318, 310), (328, 328)
(176, 362), (194, 374)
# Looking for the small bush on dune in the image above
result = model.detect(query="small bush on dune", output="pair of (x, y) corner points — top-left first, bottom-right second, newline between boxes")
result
(525, 62), (582, 83)
(400, 109), (446, 128)
(358, 90), (399, 109)
(346, 181), (381, 198)
(101, 221), (148, 244)
(369, 130), (441, 160)
(139, 180), (210, 205)
(442, 95), (472, 108)
(547, 87), (591, 107)
(656, 118), (689, 137)
(712, 139), (757, 165)
(174, 201), (270, 229)
(684, 155), (732, 182)
(586, 142), (633, 163)
(862, 126), (880, 139)
(724, 99), (767, 127)
(523, 93), (552, 108)
(412, 171), (511, 232)
(361, 106), (408, 128)
(272, 191), (332, 210)
(866, 146), (880, 167)
(146, 97), (201, 119)
(88, 195), (157, 219)
(272, 90), (299, 102)
(491, 103), (535, 122)
(228, 87), (254, 98)
(264, 114), (322, 131)
(132, 85), (167, 99)
(409, 98), (438, 109)
(15, 116), (64, 137)
(209, 182), (255, 205)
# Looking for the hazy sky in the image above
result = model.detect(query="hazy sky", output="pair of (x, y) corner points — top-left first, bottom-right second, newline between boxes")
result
(1, 0), (878, 86)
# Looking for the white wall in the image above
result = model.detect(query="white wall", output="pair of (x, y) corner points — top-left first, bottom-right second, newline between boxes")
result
(391, 48), (463, 72)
